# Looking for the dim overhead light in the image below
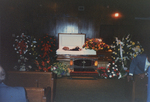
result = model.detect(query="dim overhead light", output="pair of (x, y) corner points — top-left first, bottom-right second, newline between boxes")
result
(115, 13), (119, 17)
(112, 12), (122, 18)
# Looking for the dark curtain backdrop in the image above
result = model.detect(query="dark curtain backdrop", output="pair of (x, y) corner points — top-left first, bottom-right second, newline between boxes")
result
(0, 0), (150, 70)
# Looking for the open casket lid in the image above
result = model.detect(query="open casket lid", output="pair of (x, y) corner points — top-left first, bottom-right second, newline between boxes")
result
(58, 33), (85, 49)
(57, 33), (96, 55)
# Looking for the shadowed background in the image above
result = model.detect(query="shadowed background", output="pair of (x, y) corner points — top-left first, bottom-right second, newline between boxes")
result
(0, 0), (150, 70)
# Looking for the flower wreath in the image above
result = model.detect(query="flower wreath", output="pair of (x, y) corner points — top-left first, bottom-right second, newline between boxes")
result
(82, 38), (110, 51)
(36, 34), (56, 61)
(13, 33), (30, 55)
(35, 34), (57, 72)
(13, 33), (38, 58)
(13, 33), (38, 71)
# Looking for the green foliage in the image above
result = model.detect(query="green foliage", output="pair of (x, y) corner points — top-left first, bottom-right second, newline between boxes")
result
(51, 62), (69, 75)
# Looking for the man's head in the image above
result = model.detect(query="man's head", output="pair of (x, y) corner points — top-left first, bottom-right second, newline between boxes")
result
(0, 66), (6, 83)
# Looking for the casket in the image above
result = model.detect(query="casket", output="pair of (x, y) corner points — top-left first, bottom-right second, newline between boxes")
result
(56, 33), (96, 55)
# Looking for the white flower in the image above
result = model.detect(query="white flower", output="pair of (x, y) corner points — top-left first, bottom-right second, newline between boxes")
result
(53, 67), (56, 70)
(28, 65), (32, 69)
(113, 74), (116, 76)
(15, 39), (18, 41)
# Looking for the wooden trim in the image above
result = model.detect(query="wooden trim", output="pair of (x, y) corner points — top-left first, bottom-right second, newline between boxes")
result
(25, 87), (46, 102)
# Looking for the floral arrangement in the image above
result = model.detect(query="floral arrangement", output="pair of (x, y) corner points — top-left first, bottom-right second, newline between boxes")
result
(13, 33), (57, 72)
(82, 38), (110, 51)
(97, 67), (108, 79)
(13, 33), (37, 71)
(35, 34), (57, 72)
(106, 61), (120, 79)
(34, 60), (51, 72)
(51, 62), (69, 76)
(107, 34), (144, 79)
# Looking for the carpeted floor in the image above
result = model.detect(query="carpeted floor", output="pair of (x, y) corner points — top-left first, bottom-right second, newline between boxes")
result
(54, 76), (130, 102)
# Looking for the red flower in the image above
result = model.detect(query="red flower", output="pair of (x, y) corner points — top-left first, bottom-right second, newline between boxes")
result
(39, 66), (42, 70)
(47, 66), (51, 69)
(41, 61), (45, 66)
(43, 68), (48, 72)
(103, 70), (106, 72)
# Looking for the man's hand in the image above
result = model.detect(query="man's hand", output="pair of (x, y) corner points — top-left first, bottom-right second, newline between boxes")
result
(127, 75), (133, 82)
(138, 73), (145, 79)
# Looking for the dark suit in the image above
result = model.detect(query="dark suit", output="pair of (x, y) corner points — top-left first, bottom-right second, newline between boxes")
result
(0, 83), (28, 102)
(129, 54), (148, 102)
(129, 54), (147, 75)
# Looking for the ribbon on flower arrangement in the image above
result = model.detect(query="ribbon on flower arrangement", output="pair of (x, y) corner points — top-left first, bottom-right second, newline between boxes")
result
(115, 37), (125, 68)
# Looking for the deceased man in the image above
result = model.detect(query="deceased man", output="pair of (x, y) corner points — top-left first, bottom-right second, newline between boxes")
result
(62, 46), (81, 51)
